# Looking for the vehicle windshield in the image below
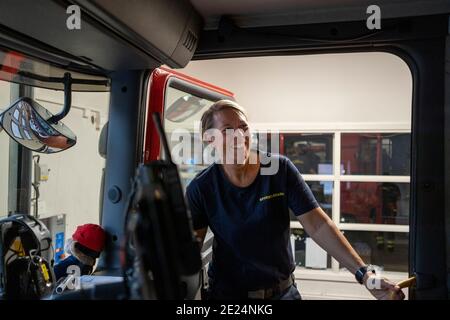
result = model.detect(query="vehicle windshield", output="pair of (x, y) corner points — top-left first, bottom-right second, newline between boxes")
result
(0, 76), (110, 264)
(0, 48), (109, 92)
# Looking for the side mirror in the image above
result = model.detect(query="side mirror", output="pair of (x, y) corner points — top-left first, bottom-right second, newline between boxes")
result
(0, 97), (76, 153)
(165, 95), (208, 122)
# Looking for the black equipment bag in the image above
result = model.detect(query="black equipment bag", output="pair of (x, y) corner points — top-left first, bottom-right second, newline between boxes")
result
(0, 214), (55, 299)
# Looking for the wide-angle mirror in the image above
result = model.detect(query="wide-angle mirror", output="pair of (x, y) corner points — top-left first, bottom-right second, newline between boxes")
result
(165, 94), (209, 123)
(0, 97), (76, 153)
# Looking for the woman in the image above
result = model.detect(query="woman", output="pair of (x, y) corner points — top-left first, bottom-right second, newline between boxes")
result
(186, 100), (404, 300)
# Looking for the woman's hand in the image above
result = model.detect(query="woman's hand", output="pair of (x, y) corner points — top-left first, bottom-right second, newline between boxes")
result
(364, 273), (405, 300)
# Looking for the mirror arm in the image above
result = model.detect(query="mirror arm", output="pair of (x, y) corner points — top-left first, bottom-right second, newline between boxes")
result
(11, 70), (109, 124)
(49, 73), (72, 124)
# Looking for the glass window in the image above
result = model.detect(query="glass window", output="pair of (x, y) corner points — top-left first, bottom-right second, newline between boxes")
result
(163, 86), (216, 190)
(181, 53), (412, 287)
(283, 133), (333, 175)
(0, 50), (109, 92)
(0, 80), (109, 237)
(253, 132), (276, 154)
(30, 88), (110, 236)
(341, 231), (408, 272)
(341, 133), (411, 176)
(290, 181), (333, 220)
(291, 228), (332, 269)
(0, 80), (11, 218)
(340, 182), (409, 225)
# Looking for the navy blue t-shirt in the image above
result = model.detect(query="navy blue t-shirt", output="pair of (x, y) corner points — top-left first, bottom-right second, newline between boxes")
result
(185, 154), (319, 292)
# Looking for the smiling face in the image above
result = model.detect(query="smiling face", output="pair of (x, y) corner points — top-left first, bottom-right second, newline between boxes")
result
(205, 107), (252, 166)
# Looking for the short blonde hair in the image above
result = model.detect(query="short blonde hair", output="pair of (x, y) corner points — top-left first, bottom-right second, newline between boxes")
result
(200, 99), (248, 137)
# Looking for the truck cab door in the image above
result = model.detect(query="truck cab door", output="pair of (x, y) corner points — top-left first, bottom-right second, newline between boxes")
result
(143, 67), (234, 183)
(143, 67), (234, 297)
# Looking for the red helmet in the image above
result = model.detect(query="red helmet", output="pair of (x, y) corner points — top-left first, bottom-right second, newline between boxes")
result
(72, 224), (106, 253)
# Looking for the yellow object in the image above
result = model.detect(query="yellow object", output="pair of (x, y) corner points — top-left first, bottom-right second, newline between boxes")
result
(259, 192), (285, 202)
(390, 276), (416, 299)
(40, 262), (50, 282)
(397, 276), (416, 289)
(11, 238), (25, 256)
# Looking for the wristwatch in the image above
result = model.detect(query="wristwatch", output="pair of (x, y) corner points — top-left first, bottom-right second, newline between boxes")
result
(355, 264), (376, 284)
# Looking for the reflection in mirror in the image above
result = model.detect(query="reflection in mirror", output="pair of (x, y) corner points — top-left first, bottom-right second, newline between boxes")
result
(165, 94), (209, 122)
(0, 97), (76, 153)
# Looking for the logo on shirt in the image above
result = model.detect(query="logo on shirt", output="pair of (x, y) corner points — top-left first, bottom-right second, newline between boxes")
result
(259, 192), (285, 202)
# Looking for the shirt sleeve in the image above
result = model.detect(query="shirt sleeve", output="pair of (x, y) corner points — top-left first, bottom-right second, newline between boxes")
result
(185, 181), (209, 230)
(285, 157), (320, 216)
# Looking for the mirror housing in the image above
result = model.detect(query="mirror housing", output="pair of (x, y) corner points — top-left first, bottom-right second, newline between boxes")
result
(165, 95), (208, 123)
(0, 97), (76, 154)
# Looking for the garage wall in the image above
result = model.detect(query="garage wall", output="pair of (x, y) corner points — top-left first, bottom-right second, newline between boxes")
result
(32, 88), (110, 237)
(180, 52), (412, 131)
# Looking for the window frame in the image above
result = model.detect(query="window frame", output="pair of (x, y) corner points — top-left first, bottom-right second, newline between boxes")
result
(264, 127), (411, 272)
(143, 67), (235, 163)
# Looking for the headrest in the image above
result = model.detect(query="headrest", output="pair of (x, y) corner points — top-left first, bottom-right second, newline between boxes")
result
(98, 122), (109, 159)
